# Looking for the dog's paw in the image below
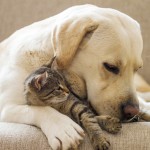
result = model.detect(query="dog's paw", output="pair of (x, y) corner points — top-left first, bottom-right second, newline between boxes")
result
(41, 108), (85, 150)
(92, 136), (110, 150)
(96, 115), (122, 134)
(140, 111), (150, 121)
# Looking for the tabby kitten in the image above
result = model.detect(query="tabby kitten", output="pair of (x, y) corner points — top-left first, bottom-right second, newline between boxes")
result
(24, 57), (110, 150)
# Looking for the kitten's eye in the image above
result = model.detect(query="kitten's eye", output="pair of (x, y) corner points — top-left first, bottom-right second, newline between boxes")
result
(58, 84), (69, 93)
(103, 62), (119, 74)
(58, 84), (63, 90)
(57, 86), (62, 90)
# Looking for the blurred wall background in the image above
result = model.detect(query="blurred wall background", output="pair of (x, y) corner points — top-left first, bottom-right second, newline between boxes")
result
(0, 0), (149, 82)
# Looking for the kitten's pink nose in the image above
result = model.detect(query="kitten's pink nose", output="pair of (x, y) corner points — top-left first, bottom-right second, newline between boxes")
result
(122, 104), (139, 119)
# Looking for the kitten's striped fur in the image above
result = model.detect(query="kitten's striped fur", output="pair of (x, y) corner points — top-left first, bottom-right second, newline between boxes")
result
(24, 57), (109, 150)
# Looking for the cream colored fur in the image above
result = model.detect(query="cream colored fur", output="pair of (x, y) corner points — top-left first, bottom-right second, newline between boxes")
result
(0, 4), (149, 150)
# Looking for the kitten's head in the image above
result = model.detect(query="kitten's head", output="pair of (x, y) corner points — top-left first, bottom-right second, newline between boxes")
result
(27, 69), (70, 104)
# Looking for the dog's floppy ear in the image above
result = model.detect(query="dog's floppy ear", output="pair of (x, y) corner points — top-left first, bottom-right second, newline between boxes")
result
(52, 16), (98, 69)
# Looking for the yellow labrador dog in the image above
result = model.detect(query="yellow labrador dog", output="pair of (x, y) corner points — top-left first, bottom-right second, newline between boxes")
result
(0, 4), (150, 150)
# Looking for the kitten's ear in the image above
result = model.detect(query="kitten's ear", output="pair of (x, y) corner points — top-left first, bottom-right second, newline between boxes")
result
(46, 56), (58, 70)
(34, 72), (48, 90)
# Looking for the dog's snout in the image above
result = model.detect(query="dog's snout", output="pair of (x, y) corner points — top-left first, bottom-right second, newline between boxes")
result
(121, 103), (139, 120)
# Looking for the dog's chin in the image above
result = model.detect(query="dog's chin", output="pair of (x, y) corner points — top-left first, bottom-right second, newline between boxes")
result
(90, 103), (122, 119)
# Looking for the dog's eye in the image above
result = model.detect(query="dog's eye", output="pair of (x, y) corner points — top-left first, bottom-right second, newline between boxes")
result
(103, 62), (119, 74)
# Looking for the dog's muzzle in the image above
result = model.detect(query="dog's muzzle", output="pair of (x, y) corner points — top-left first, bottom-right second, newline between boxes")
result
(121, 102), (139, 121)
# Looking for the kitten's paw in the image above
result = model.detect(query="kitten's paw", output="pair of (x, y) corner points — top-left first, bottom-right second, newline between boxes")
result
(41, 108), (85, 150)
(93, 136), (110, 150)
(96, 115), (122, 134)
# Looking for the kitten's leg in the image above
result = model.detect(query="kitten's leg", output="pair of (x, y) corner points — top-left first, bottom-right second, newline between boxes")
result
(96, 115), (122, 134)
(58, 95), (110, 150)
(80, 112), (110, 150)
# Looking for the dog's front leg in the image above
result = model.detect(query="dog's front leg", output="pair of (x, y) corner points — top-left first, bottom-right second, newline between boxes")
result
(138, 96), (150, 121)
(0, 104), (84, 150)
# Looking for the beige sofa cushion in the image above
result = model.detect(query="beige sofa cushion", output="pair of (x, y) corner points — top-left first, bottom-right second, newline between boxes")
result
(0, 122), (150, 150)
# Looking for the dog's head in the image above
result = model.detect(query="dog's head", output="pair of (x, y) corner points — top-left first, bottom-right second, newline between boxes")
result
(52, 5), (143, 121)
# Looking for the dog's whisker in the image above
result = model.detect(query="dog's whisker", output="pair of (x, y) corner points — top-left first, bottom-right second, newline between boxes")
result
(123, 113), (143, 123)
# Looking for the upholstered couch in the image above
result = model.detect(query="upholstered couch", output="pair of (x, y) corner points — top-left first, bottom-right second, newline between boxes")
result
(0, 0), (150, 150)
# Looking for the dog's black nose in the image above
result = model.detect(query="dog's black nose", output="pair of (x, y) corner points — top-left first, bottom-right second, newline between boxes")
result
(121, 103), (139, 120)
